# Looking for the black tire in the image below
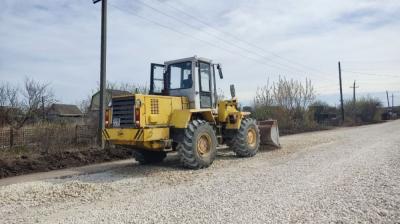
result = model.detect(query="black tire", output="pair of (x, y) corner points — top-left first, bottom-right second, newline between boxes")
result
(228, 118), (260, 157)
(132, 149), (167, 164)
(177, 120), (217, 169)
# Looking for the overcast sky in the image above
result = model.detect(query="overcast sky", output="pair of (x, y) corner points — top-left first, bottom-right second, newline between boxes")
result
(0, 0), (399, 106)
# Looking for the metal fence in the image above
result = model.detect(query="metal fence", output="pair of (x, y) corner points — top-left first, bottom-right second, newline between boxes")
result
(0, 125), (97, 148)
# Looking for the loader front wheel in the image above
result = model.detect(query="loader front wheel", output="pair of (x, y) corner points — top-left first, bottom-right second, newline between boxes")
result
(177, 120), (217, 169)
(132, 149), (166, 165)
(228, 118), (260, 157)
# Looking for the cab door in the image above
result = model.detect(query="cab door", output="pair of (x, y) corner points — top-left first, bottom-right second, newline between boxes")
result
(198, 61), (213, 108)
(149, 63), (165, 95)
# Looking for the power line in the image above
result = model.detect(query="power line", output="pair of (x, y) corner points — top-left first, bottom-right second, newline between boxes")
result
(154, 0), (335, 78)
(342, 70), (400, 78)
(108, 4), (237, 56)
(135, 0), (329, 78)
(341, 59), (400, 63)
(109, 3), (398, 97)
(109, 3), (330, 80)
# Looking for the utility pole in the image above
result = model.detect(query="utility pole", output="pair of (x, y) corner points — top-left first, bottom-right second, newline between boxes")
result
(386, 91), (390, 108)
(93, 0), (107, 149)
(349, 80), (359, 122)
(349, 80), (359, 106)
(338, 62), (345, 123)
(41, 96), (45, 120)
(392, 93), (394, 110)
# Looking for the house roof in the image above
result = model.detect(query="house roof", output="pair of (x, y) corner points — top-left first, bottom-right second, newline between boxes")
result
(48, 104), (82, 116)
(93, 89), (131, 97)
(90, 89), (131, 111)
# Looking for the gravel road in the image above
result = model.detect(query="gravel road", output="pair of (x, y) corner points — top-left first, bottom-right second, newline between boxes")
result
(1, 120), (399, 223)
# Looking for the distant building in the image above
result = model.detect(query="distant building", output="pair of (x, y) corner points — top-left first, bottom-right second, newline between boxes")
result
(381, 106), (399, 120)
(309, 105), (338, 125)
(47, 103), (83, 123)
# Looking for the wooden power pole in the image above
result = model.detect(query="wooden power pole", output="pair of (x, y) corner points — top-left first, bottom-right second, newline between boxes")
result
(350, 80), (359, 106)
(41, 96), (45, 120)
(392, 93), (394, 110)
(386, 91), (390, 108)
(349, 80), (359, 122)
(93, 0), (107, 149)
(338, 62), (345, 123)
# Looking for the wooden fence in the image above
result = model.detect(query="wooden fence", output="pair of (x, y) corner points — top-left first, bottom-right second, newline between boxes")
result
(0, 125), (97, 149)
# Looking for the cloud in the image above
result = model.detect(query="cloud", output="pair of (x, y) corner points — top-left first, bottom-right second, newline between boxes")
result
(336, 4), (400, 29)
(0, 0), (399, 105)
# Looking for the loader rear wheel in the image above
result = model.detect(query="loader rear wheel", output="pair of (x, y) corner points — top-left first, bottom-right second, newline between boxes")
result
(228, 118), (260, 157)
(177, 120), (217, 169)
(132, 149), (166, 165)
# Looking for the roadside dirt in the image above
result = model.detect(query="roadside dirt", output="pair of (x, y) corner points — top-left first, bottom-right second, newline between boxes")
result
(0, 148), (132, 179)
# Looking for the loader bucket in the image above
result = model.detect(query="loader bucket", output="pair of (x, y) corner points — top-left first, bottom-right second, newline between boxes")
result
(257, 120), (281, 148)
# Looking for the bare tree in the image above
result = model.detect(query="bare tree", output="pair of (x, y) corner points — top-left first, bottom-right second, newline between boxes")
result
(0, 84), (6, 107)
(272, 77), (315, 113)
(254, 77), (315, 109)
(77, 94), (92, 114)
(254, 79), (274, 107)
(253, 76), (316, 128)
(105, 81), (149, 94)
(1, 78), (56, 129)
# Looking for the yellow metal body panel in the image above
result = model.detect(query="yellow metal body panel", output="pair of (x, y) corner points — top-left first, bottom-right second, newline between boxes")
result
(170, 109), (215, 128)
(218, 100), (237, 122)
(104, 127), (169, 150)
(170, 110), (192, 128)
(105, 127), (169, 142)
(218, 99), (242, 129)
(225, 111), (243, 129)
(133, 94), (190, 127)
(200, 110), (216, 124)
(106, 94), (199, 150)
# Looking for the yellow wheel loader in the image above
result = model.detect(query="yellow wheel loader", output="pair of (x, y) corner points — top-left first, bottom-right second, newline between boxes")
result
(103, 56), (280, 169)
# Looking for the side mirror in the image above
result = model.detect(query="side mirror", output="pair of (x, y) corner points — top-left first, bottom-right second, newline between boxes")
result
(217, 64), (223, 79)
(230, 84), (236, 98)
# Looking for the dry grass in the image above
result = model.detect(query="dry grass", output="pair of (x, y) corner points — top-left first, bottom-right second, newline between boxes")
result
(30, 123), (77, 154)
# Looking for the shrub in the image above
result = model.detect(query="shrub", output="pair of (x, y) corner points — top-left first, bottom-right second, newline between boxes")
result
(253, 77), (319, 134)
(343, 96), (382, 124)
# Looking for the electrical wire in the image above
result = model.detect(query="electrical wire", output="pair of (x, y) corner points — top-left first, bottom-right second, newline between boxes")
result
(109, 3), (331, 80)
(110, 2), (399, 93)
(343, 70), (400, 78)
(341, 60), (400, 63)
(135, 0), (325, 77)
(155, 0), (335, 77)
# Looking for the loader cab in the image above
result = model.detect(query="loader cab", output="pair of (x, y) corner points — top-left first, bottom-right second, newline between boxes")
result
(150, 56), (223, 109)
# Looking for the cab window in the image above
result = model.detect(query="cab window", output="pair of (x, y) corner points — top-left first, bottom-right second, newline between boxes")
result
(168, 61), (192, 89)
(199, 62), (211, 92)
(150, 63), (165, 94)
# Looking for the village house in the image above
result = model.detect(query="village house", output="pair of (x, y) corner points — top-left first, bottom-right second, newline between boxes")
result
(47, 103), (84, 124)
